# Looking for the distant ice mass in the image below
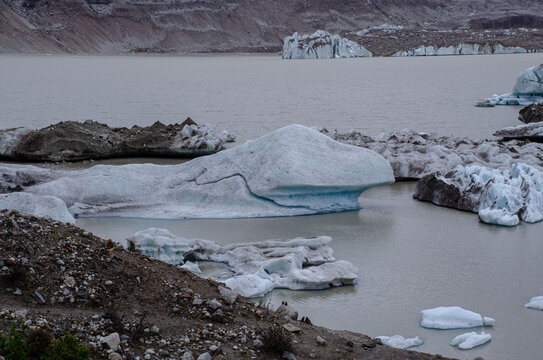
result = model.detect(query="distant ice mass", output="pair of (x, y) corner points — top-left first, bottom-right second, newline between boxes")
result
(524, 296), (543, 310)
(323, 128), (543, 179)
(393, 43), (528, 57)
(414, 163), (543, 226)
(489, 64), (543, 106)
(376, 335), (423, 349)
(421, 306), (495, 329)
(0, 125), (394, 222)
(282, 31), (372, 59)
(450, 332), (492, 349)
(127, 228), (358, 298)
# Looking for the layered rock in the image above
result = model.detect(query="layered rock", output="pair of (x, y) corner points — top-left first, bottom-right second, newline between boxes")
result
(519, 103), (543, 123)
(323, 128), (543, 179)
(0, 119), (234, 162)
(489, 64), (543, 106)
(392, 42), (528, 57)
(0, 125), (394, 221)
(413, 163), (543, 226)
(127, 228), (358, 298)
(493, 122), (543, 142)
(282, 31), (372, 59)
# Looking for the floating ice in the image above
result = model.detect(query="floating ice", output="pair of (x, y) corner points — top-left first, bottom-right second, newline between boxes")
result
(450, 332), (492, 349)
(524, 296), (543, 310)
(376, 335), (423, 349)
(421, 306), (495, 329)
(282, 31), (372, 59)
(126, 228), (358, 298)
(324, 128), (543, 179)
(0, 125), (394, 221)
(393, 43), (528, 57)
(414, 163), (543, 226)
(180, 261), (202, 275)
(489, 64), (543, 106)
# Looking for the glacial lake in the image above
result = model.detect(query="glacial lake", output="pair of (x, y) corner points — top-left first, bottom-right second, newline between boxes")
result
(2, 53), (543, 360)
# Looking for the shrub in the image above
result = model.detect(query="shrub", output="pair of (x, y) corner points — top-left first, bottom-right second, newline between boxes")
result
(26, 328), (53, 359)
(41, 335), (90, 360)
(260, 326), (293, 355)
(0, 325), (28, 360)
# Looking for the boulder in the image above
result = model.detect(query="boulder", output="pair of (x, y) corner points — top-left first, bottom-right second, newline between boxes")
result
(519, 103), (543, 123)
(493, 122), (543, 142)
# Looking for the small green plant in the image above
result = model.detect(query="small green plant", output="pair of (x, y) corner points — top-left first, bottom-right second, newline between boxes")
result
(0, 325), (90, 360)
(261, 325), (293, 355)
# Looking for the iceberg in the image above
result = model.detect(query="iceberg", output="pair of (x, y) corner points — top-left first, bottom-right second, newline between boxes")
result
(127, 228), (358, 298)
(376, 335), (423, 350)
(489, 64), (543, 106)
(393, 43), (527, 57)
(450, 332), (492, 350)
(414, 163), (543, 226)
(282, 31), (372, 59)
(0, 125), (394, 221)
(524, 296), (543, 310)
(323, 128), (543, 179)
(421, 306), (495, 329)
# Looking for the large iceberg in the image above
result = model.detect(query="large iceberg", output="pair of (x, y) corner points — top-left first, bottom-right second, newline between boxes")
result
(414, 163), (543, 226)
(323, 128), (543, 179)
(393, 43), (527, 57)
(421, 306), (495, 330)
(524, 296), (543, 310)
(489, 64), (543, 106)
(376, 335), (423, 350)
(282, 31), (372, 59)
(449, 332), (492, 350)
(126, 228), (358, 298)
(0, 125), (394, 221)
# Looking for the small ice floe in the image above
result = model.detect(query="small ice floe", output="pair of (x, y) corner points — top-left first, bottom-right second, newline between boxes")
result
(127, 228), (358, 298)
(475, 99), (496, 107)
(450, 332), (492, 349)
(421, 306), (495, 329)
(524, 296), (543, 310)
(376, 335), (423, 349)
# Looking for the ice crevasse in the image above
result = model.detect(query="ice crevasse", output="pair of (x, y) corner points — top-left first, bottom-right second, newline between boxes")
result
(0, 125), (394, 222)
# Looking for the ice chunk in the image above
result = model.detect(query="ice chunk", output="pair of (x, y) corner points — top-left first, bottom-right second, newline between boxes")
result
(282, 31), (372, 59)
(180, 261), (202, 275)
(524, 296), (543, 310)
(0, 192), (75, 223)
(414, 163), (543, 226)
(421, 306), (495, 329)
(376, 335), (423, 349)
(0, 125), (393, 220)
(127, 228), (358, 298)
(450, 332), (492, 349)
(489, 64), (543, 105)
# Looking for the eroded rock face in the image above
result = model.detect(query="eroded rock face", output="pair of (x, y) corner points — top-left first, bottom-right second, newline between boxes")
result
(519, 103), (543, 124)
(323, 128), (543, 179)
(0, 119), (234, 162)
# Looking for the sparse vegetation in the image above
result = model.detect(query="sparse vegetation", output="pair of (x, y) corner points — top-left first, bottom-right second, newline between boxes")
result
(261, 325), (293, 355)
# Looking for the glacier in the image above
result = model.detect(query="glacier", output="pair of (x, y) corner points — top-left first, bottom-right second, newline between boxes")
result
(488, 64), (543, 106)
(414, 163), (543, 226)
(393, 43), (528, 57)
(126, 228), (358, 298)
(0, 125), (394, 221)
(421, 306), (495, 330)
(282, 31), (372, 59)
(376, 335), (423, 350)
(524, 296), (543, 310)
(449, 332), (492, 350)
(322, 128), (543, 179)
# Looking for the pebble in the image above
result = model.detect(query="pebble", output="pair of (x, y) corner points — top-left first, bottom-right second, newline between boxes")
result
(253, 339), (263, 348)
(283, 352), (297, 360)
(218, 285), (237, 305)
(108, 353), (122, 360)
(64, 276), (76, 287)
(197, 353), (212, 360)
(208, 299), (222, 311)
(100, 332), (121, 351)
(151, 325), (160, 333)
(283, 323), (301, 333)
(105, 280), (113, 286)
(316, 336), (327, 346)
(182, 353), (194, 360)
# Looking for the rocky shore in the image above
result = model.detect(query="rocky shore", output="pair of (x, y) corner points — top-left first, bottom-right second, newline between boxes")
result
(0, 210), (455, 360)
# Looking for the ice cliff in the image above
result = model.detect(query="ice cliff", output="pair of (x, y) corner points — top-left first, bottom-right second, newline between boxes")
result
(414, 163), (543, 226)
(489, 64), (543, 106)
(282, 31), (372, 59)
(127, 228), (358, 297)
(393, 43), (529, 57)
(0, 125), (394, 222)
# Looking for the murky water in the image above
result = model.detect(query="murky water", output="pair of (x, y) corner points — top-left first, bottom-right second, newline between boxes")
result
(2, 54), (543, 360)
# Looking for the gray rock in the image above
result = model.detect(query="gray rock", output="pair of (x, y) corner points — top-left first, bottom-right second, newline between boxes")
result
(316, 335), (327, 346)
(32, 290), (46, 304)
(182, 353), (194, 360)
(100, 332), (121, 351)
(208, 299), (222, 311)
(192, 297), (203, 306)
(108, 353), (122, 360)
(64, 276), (76, 287)
(276, 303), (298, 320)
(211, 309), (224, 322)
(283, 352), (297, 360)
(197, 353), (212, 360)
(519, 103), (543, 124)
(218, 285), (237, 305)
(283, 323), (301, 333)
